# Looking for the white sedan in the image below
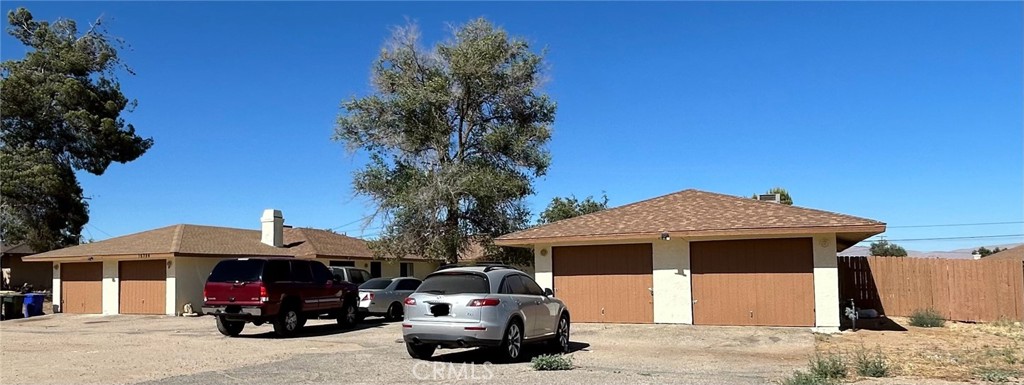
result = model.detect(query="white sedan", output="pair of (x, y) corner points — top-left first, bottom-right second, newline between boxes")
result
(357, 277), (422, 321)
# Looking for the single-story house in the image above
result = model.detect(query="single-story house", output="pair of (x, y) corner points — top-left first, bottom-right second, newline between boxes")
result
(495, 189), (886, 333)
(983, 245), (1024, 261)
(24, 210), (438, 316)
(1, 243), (51, 291)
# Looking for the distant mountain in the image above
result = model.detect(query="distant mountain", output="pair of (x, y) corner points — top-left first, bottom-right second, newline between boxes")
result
(838, 243), (1023, 259)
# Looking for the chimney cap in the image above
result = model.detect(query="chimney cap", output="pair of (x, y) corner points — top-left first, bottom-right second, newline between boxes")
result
(261, 209), (283, 220)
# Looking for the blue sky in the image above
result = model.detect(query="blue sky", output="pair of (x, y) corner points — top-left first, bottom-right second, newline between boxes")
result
(2, 2), (1021, 252)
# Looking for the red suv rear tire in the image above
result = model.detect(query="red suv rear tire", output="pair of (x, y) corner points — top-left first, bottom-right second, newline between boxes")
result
(216, 317), (245, 337)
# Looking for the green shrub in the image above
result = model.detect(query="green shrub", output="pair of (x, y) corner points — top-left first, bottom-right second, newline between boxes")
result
(853, 350), (891, 377)
(975, 367), (1016, 383)
(780, 370), (834, 385)
(908, 308), (945, 328)
(531, 354), (573, 371)
(809, 353), (847, 380)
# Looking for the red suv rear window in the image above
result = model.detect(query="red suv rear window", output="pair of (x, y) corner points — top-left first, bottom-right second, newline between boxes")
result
(208, 260), (265, 282)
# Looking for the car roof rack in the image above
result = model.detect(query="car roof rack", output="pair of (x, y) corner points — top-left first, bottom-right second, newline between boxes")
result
(434, 261), (515, 272)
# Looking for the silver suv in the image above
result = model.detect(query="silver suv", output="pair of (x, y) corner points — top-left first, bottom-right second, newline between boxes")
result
(402, 264), (570, 361)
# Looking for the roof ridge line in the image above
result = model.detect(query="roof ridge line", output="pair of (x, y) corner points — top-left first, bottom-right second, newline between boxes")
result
(531, 188), (701, 229)
(698, 190), (885, 225)
(170, 224), (184, 253)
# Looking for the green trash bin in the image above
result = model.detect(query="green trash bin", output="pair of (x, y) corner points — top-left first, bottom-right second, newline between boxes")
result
(1, 295), (25, 320)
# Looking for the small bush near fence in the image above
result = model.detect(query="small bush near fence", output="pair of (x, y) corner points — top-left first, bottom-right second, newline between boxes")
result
(531, 354), (573, 371)
(781, 370), (834, 385)
(809, 353), (848, 380)
(853, 349), (891, 377)
(909, 308), (946, 328)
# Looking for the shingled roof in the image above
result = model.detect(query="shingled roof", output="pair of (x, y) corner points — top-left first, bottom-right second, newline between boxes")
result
(983, 245), (1024, 261)
(24, 224), (380, 261)
(495, 189), (885, 250)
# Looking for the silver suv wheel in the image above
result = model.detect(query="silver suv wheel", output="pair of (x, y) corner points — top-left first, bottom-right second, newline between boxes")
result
(506, 323), (522, 359)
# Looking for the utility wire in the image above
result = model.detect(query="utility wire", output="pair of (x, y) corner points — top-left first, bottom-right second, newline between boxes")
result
(888, 221), (1024, 229)
(858, 234), (1024, 243)
(88, 224), (114, 239)
(330, 214), (374, 231)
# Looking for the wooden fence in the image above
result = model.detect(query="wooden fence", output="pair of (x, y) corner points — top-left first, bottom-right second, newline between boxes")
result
(838, 256), (1024, 322)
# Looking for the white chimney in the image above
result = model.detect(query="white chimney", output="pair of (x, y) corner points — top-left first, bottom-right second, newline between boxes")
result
(261, 209), (284, 247)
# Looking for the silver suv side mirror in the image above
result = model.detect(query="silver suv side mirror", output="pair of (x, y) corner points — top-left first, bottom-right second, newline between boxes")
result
(543, 288), (554, 297)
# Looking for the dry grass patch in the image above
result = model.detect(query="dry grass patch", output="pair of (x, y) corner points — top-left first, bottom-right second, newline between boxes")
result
(816, 317), (1023, 382)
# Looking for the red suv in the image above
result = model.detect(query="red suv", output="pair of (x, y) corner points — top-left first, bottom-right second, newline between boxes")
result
(202, 258), (359, 337)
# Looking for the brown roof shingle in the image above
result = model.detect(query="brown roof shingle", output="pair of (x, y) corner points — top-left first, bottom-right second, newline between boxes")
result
(24, 225), (382, 261)
(496, 189), (885, 245)
(983, 245), (1024, 261)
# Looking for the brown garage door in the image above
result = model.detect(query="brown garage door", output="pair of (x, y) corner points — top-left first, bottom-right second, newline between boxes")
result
(61, 262), (103, 314)
(691, 238), (815, 327)
(552, 244), (653, 323)
(119, 260), (166, 315)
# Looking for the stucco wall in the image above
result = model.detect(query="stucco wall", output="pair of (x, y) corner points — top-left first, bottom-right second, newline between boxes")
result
(653, 239), (691, 324)
(102, 260), (119, 315)
(533, 244), (553, 291)
(173, 257), (223, 316)
(812, 234), (840, 333)
(51, 263), (60, 312)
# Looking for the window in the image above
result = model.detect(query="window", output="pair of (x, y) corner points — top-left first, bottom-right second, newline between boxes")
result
(500, 275), (529, 295)
(418, 273), (489, 294)
(519, 275), (545, 296)
(370, 261), (382, 278)
(208, 260), (265, 282)
(262, 260), (291, 283)
(290, 261), (313, 283)
(329, 260), (355, 267)
(311, 262), (333, 284)
(400, 262), (414, 277)
(395, 279), (420, 291)
(348, 269), (370, 285)
(359, 278), (392, 290)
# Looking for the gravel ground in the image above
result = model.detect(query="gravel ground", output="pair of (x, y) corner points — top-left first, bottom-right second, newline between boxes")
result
(0, 314), (970, 385)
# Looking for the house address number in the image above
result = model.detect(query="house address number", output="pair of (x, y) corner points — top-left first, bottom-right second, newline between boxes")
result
(138, 254), (151, 259)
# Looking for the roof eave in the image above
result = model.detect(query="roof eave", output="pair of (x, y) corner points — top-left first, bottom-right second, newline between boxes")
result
(494, 224), (887, 247)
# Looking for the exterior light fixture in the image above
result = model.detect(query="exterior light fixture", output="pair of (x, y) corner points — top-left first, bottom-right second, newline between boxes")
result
(660, 232), (671, 241)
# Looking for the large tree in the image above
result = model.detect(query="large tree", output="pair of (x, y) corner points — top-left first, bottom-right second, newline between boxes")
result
(1, 8), (152, 251)
(335, 19), (555, 263)
(538, 194), (609, 224)
(870, 240), (908, 257)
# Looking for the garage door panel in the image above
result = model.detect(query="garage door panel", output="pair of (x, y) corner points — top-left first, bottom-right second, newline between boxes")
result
(119, 260), (166, 315)
(692, 238), (814, 327)
(553, 244), (653, 324)
(61, 262), (103, 314)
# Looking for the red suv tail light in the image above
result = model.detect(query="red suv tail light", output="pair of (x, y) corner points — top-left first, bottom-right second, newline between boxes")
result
(202, 288), (207, 302)
(404, 297), (416, 306)
(467, 298), (500, 307)
(259, 285), (268, 303)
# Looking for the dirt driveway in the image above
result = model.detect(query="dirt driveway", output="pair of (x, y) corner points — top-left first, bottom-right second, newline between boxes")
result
(0, 314), (968, 385)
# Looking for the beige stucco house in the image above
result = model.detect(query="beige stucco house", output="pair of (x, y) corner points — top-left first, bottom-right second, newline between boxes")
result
(24, 210), (438, 316)
(495, 189), (885, 333)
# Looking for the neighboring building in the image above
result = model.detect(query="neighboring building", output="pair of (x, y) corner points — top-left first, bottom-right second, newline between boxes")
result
(24, 210), (438, 315)
(983, 245), (1024, 261)
(1, 243), (51, 291)
(495, 189), (885, 333)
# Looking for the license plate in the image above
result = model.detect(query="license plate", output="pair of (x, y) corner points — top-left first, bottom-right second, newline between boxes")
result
(429, 304), (450, 317)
